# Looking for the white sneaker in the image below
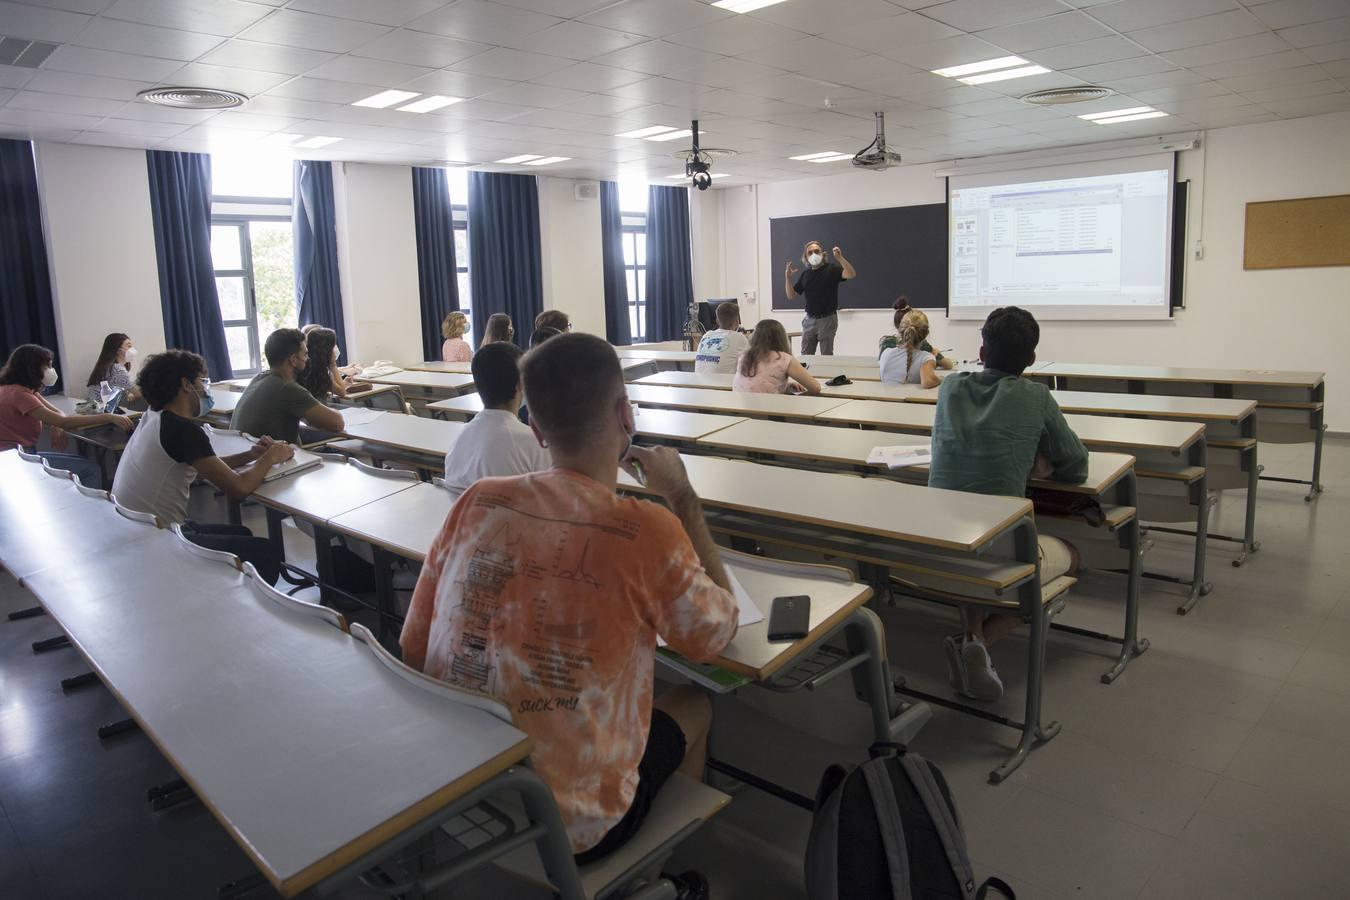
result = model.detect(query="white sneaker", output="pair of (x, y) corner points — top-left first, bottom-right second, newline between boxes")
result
(943, 634), (967, 694)
(960, 638), (1004, 702)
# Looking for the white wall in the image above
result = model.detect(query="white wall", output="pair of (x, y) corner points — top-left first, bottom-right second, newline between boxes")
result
(719, 111), (1350, 430)
(35, 142), (164, 393)
(331, 162), (423, 367)
(537, 176), (606, 337)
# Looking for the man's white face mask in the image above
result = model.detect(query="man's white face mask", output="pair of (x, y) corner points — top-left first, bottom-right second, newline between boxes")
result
(807, 251), (824, 267)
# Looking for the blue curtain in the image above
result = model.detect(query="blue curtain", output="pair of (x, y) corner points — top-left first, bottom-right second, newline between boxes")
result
(412, 166), (459, 361)
(645, 185), (694, 343)
(293, 159), (347, 361)
(146, 150), (231, 380)
(0, 139), (62, 387)
(468, 171), (542, 348)
(599, 181), (631, 346)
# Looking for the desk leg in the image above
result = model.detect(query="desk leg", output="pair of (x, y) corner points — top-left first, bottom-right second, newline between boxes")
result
(1101, 515), (1149, 683)
(1308, 418), (1327, 502)
(842, 607), (930, 746)
(1177, 475), (1215, 614)
(371, 546), (398, 646)
(997, 522), (1059, 784)
(313, 525), (337, 609)
(1240, 442), (1261, 564)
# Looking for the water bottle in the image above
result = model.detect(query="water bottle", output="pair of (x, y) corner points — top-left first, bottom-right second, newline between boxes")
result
(99, 380), (113, 411)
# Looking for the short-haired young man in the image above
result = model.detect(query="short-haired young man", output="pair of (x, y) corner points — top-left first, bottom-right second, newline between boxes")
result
(231, 328), (345, 443)
(534, 309), (571, 334)
(693, 302), (750, 375)
(928, 306), (1088, 701)
(402, 334), (737, 866)
(442, 342), (550, 495)
(112, 350), (294, 582)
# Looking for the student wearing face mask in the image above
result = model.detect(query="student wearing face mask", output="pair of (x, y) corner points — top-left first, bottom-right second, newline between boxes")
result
(783, 239), (856, 355)
(231, 328), (346, 443)
(112, 350), (293, 583)
(0, 343), (132, 488)
(84, 332), (142, 406)
(298, 326), (370, 401)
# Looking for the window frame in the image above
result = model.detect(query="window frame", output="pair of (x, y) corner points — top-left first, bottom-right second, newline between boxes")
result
(621, 211), (647, 343)
(452, 202), (472, 343)
(211, 209), (291, 378)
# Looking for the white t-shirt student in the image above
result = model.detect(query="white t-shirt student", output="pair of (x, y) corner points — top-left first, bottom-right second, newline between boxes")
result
(443, 409), (551, 496)
(111, 409), (215, 524)
(694, 329), (750, 375)
(879, 346), (935, 385)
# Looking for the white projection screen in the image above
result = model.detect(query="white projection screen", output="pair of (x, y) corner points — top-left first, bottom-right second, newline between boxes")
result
(948, 153), (1175, 320)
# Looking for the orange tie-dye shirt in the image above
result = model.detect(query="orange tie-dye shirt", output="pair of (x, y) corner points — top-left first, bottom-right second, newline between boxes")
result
(401, 469), (737, 852)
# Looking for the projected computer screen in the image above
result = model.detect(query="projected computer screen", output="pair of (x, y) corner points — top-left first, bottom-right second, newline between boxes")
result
(948, 155), (1173, 320)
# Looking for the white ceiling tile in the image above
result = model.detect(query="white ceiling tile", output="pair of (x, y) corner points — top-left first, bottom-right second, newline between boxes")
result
(1320, 57), (1350, 77)
(0, 1), (92, 42)
(1249, 0), (1350, 29)
(451, 47), (572, 80)
(232, 95), (341, 119)
(9, 89), (125, 116)
(1182, 104), (1278, 126)
(693, 89), (804, 118)
(981, 70), (1087, 97)
(506, 21), (645, 61)
(922, 0), (1067, 32)
(71, 132), (160, 148)
(72, 18), (225, 60)
(610, 75), (710, 104)
(1304, 39), (1350, 61)
(1132, 81), (1236, 102)
(286, 0), (450, 27)
(1104, 69), (1207, 91)
(665, 57), (785, 90)
(43, 45), (182, 81)
(1259, 90), (1350, 113)
(822, 12), (961, 54)
(199, 39), (339, 75)
(207, 110), (304, 132)
(0, 107), (106, 130)
(664, 16), (806, 56)
(1190, 48), (1311, 79)
(495, 0), (614, 15)
(977, 11), (1113, 52)
(557, 92), (649, 115)
(23, 68), (153, 99)
(581, 0), (729, 40)
(1163, 32), (1288, 67)
(883, 33), (1006, 71)
(534, 61), (649, 91)
(101, 0), (273, 37)
(435, 97), (535, 121)
(265, 76), (385, 103)
(479, 82), (590, 108)
(944, 95), (1034, 116)
(9, 0), (112, 13)
(1241, 78), (1345, 101)
(1062, 55), (1178, 82)
(1025, 36), (1149, 69)
(403, 69), (515, 98)
(106, 101), (220, 124)
(589, 40), (722, 76)
(509, 108), (622, 134)
(745, 0), (908, 36)
(1278, 17), (1350, 49)
(0, 67), (35, 89)
(1220, 64), (1331, 92)
(237, 10), (390, 53)
(1127, 9), (1266, 53)
(409, 0), (561, 44)
(83, 117), (185, 136)
(304, 55), (434, 87)
(166, 62), (292, 96)
(1088, 0), (1239, 32)
(349, 29), (489, 68)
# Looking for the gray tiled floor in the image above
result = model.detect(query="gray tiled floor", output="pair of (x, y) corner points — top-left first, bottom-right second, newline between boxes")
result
(2, 439), (1347, 898)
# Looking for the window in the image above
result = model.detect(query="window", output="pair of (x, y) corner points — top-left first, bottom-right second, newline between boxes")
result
(621, 214), (648, 342)
(210, 153), (297, 377)
(448, 167), (473, 346)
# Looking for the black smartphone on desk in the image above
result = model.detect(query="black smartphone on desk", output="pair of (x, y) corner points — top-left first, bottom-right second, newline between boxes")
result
(767, 595), (810, 642)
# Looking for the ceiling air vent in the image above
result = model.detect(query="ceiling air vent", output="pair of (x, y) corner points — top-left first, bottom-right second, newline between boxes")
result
(0, 36), (59, 68)
(137, 87), (249, 110)
(1020, 86), (1114, 106)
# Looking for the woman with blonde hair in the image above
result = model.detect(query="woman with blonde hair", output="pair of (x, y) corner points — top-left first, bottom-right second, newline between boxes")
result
(732, 319), (821, 395)
(479, 313), (514, 349)
(879, 309), (941, 388)
(441, 311), (472, 361)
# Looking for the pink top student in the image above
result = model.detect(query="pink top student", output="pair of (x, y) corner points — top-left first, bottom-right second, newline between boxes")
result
(440, 311), (473, 362)
(731, 319), (822, 395)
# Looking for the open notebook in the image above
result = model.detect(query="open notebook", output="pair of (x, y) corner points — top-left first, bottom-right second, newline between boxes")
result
(867, 443), (933, 470)
(202, 426), (321, 482)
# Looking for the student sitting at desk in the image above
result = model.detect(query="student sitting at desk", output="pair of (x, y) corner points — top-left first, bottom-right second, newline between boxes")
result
(534, 309), (571, 333)
(879, 310), (941, 388)
(297, 326), (371, 402)
(403, 333), (737, 870)
(694, 301), (749, 376)
(231, 328), (345, 444)
(733, 319), (822, 395)
(113, 350), (293, 583)
(879, 296), (954, 370)
(0, 343), (132, 488)
(479, 313), (514, 349)
(442, 343), (550, 495)
(929, 306), (1088, 702)
(84, 332), (142, 406)
(440, 311), (473, 362)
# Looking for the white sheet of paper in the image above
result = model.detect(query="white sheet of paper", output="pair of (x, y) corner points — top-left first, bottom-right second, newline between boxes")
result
(727, 568), (764, 628)
(340, 407), (388, 427)
(867, 443), (933, 469)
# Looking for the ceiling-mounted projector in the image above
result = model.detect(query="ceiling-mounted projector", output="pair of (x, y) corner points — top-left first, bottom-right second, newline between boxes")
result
(853, 112), (902, 171)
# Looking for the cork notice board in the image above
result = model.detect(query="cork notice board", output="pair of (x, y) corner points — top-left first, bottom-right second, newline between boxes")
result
(1244, 194), (1350, 270)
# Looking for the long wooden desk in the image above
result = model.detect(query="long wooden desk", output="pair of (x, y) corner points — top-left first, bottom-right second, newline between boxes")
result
(626, 384), (850, 422)
(364, 371), (476, 405)
(408, 357), (660, 380)
(0, 452), (585, 900)
(1037, 361), (1327, 501)
(632, 371), (938, 402)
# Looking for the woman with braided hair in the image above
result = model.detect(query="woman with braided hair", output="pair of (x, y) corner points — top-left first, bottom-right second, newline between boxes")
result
(879, 309), (941, 388)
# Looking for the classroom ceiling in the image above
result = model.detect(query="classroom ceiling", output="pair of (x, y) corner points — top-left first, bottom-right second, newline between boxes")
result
(0, 0), (1348, 186)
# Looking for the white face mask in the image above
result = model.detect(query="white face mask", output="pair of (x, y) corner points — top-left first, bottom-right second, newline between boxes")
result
(332, 346), (341, 364)
(807, 252), (824, 267)
(42, 367), (59, 387)
(125, 347), (138, 364)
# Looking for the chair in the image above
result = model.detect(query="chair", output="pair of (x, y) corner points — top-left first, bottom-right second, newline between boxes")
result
(347, 457), (419, 481)
(16, 447), (42, 463)
(110, 498), (162, 528)
(171, 524), (242, 570)
(73, 481), (111, 501)
(40, 459), (73, 480)
(245, 563), (347, 632)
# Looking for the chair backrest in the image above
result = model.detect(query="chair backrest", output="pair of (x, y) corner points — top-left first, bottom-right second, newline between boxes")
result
(346, 457), (418, 481)
(40, 459), (73, 480)
(16, 447), (42, 463)
(110, 497), (161, 528)
(73, 480), (111, 501)
(244, 563), (348, 632)
(171, 524), (241, 569)
(348, 623), (513, 724)
(431, 476), (463, 502)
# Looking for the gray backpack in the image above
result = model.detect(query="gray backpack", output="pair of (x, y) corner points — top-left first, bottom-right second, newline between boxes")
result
(806, 743), (1014, 900)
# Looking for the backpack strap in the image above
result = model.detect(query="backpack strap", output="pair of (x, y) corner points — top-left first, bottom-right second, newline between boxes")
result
(860, 758), (911, 900)
(897, 753), (977, 898)
(977, 876), (1016, 899)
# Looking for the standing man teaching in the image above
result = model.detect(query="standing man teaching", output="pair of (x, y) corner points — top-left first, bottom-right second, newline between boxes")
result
(784, 240), (856, 355)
